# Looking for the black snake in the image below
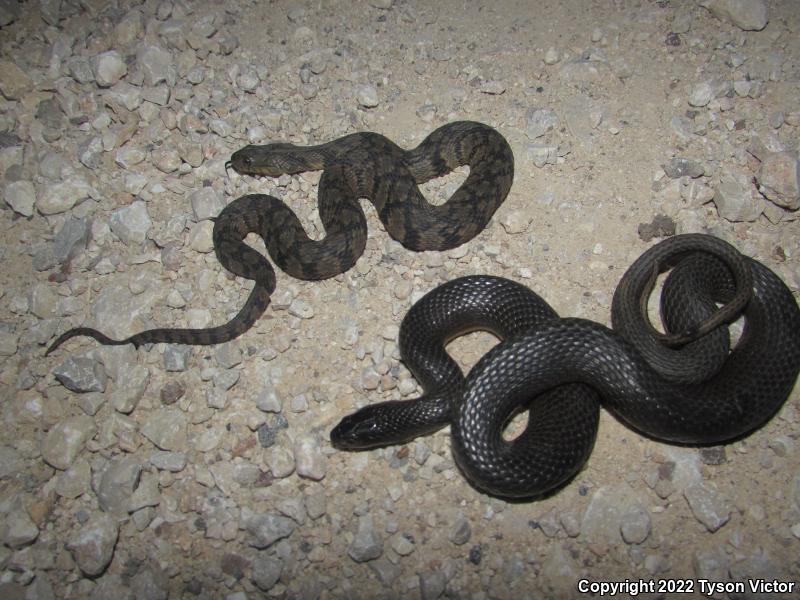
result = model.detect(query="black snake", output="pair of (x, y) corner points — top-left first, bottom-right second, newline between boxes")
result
(331, 234), (800, 498)
(46, 121), (513, 354)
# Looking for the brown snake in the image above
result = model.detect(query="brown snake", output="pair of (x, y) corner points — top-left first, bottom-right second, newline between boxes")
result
(47, 121), (513, 354)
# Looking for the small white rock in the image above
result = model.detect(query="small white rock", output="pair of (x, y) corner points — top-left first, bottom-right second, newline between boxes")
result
(4, 180), (36, 216)
(92, 51), (128, 87)
(544, 47), (560, 65)
(688, 81), (715, 107)
(288, 298), (314, 319)
(356, 84), (379, 108)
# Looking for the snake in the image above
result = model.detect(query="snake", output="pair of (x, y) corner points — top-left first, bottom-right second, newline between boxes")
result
(45, 121), (513, 354)
(331, 234), (800, 498)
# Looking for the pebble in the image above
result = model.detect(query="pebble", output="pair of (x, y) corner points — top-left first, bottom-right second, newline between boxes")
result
(681, 179), (715, 207)
(769, 436), (793, 457)
(53, 217), (90, 263)
(160, 381), (185, 405)
(361, 366), (381, 390)
(416, 103), (437, 122)
(189, 221), (215, 252)
(419, 570), (447, 600)
(130, 563), (169, 600)
(288, 298), (314, 319)
(55, 459), (92, 498)
(0, 59), (32, 100)
(394, 280), (412, 300)
(36, 178), (93, 215)
(140, 408), (187, 451)
(499, 209), (532, 234)
(536, 509), (561, 538)
(581, 485), (644, 548)
(246, 513), (296, 549)
(305, 491), (327, 520)
(525, 108), (558, 139)
(369, 559), (401, 585)
(51, 355), (107, 393)
(672, 10), (692, 34)
(96, 456), (142, 516)
(714, 172), (763, 222)
(213, 369), (239, 391)
(164, 345), (191, 371)
(236, 71), (259, 92)
(30, 282), (58, 318)
(683, 482), (730, 532)
(539, 545), (578, 593)
(389, 532), (415, 556)
(756, 151), (800, 210)
(480, 80), (505, 95)
(0, 331), (17, 356)
(699, 446), (727, 465)
(149, 451), (187, 472)
(527, 144), (558, 167)
(356, 84), (379, 108)
(92, 51), (128, 87)
(4, 179), (36, 216)
(41, 416), (97, 470)
(543, 47), (560, 65)
(137, 44), (175, 87)
(255, 387), (282, 413)
(294, 435), (326, 480)
(644, 554), (669, 574)
(111, 364), (149, 413)
(0, 447), (23, 479)
(109, 200), (152, 245)
(76, 392), (106, 416)
(348, 515), (383, 562)
(0, 2), (18, 25)
(703, 0), (768, 31)
(663, 157), (704, 179)
(620, 504), (652, 544)
(190, 187), (225, 221)
(729, 549), (782, 591)
(449, 518), (471, 545)
(127, 473), (161, 522)
(693, 546), (728, 582)
(67, 513), (119, 576)
(688, 81), (715, 107)
(639, 214), (677, 242)
(251, 556), (283, 591)
(1, 497), (39, 548)
(560, 512), (582, 537)
(269, 446), (296, 478)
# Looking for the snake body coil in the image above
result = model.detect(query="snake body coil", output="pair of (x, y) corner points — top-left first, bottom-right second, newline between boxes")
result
(46, 121), (512, 354)
(331, 234), (800, 498)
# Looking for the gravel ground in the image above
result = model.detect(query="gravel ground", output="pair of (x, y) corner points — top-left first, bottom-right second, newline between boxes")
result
(1, 0), (800, 598)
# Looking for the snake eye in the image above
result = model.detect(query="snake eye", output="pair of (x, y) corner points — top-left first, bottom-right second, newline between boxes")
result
(352, 417), (381, 439)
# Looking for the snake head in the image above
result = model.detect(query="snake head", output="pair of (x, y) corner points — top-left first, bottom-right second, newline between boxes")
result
(228, 144), (300, 177)
(330, 410), (386, 450)
(331, 399), (443, 450)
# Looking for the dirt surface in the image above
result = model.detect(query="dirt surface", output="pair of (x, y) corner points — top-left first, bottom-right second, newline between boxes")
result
(1, 0), (799, 598)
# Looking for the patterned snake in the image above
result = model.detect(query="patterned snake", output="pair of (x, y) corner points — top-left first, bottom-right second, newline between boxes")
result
(46, 121), (513, 354)
(331, 234), (800, 498)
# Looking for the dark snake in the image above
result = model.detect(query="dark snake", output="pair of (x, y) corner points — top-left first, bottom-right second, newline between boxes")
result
(46, 121), (513, 354)
(331, 234), (800, 498)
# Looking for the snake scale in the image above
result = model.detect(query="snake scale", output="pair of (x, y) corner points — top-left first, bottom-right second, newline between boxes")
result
(46, 121), (512, 354)
(332, 234), (800, 498)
